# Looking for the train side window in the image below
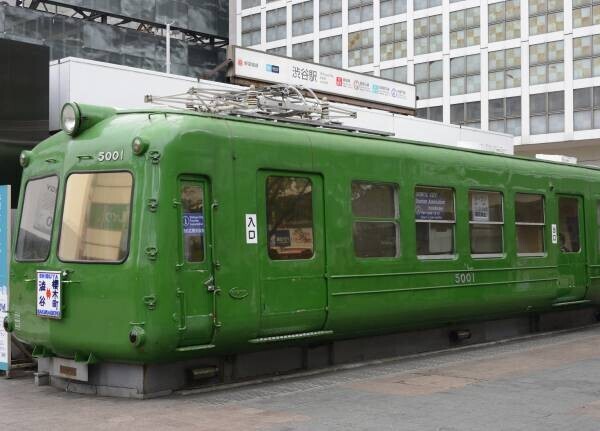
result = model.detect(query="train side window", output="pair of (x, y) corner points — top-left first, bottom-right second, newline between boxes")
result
(469, 190), (504, 257)
(415, 186), (455, 258)
(181, 184), (205, 262)
(515, 193), (545, 255)
(351, 181), (399, 258)
(597, 201), (600, 253)
(558, 197), (580, 253)
(266, 176), (314, 260)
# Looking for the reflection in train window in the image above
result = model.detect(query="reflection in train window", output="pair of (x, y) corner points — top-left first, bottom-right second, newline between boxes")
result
(181, 184), (205, 262)
(558, 197), (580, 253)
(415, 186), (455, 258)
(266, 176), (314, 260)
(515, 193), (545, 255)
(469, 190), (504, 256)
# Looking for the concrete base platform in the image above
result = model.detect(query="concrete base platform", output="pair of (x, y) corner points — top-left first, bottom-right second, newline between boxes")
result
(38, 307), (599, 398)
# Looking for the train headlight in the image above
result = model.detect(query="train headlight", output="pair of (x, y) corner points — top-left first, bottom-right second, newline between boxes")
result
(19, 150), (31, 168)
(61, 102), (81, 136)
(132, 137), (149, 156)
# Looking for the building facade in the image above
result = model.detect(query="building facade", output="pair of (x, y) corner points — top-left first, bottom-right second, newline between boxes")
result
(233, 0), (600, 163)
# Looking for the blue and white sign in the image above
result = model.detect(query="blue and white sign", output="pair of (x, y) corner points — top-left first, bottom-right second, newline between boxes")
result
(36, 271), (61, 319)
(0, 186), (11, 371)
(183, 213), (204, 235)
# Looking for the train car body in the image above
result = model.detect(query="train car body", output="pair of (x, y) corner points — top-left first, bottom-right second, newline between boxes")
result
(5, 104), (600, 366)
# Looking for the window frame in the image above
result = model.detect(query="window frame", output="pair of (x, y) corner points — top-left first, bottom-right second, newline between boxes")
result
(514, 192), (546, 257)
(468, 189), (505, 259)
(14, 174), (60, 263)
(56, 170), (134, 265)
(351, 180), (400, 259)
(415, 185), (457, 260)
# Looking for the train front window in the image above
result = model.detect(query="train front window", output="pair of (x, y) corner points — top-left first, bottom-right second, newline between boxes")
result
(15, 176), (59, 261)
(58, 172), (133, 263)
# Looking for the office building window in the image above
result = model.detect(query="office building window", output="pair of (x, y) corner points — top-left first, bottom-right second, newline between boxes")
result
(415, 60), (443, 99)
(529, 41), (564, 85)
(451, 102), (481, 128)
(489, 48), (521, 90)
(320, 35), (342, 68)
(414, 15), (443, 55)
(530, 91), (564, 134)
(267, 46), (287, 56)
(242, 13), (261, 46)
(488, 0), (520, 42)
(573, 86), (600, 130)
(572, 0), (600, 28)
(242, 0), (261, 9)
(450, 54), (480, 95)
(489, 97), (522, 135)
(348, 29), (373, 66)
(266, 7), (286, 42)
(320, 0), (342, 30)
(381, 66), (407, 82)
(450, 7), (480, 49)
(416, 106), (443, 122)
(292, 41), (313, 61)
(380, 22), (407, 61)
(348, 0), (373, 25)
(573, 35), (600, 79)
(381, 0), (407, 17)
(414, 0), (442, 10)
(292, 1), (313, 36)
(529, 0), (563, 35)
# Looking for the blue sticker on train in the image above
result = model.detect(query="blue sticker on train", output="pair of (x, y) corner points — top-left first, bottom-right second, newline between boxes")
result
(183, 214), (204, 235)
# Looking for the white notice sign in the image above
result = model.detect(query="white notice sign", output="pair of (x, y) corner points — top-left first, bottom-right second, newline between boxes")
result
(552, 224), (558, 244)
(246, 214), (257, 244)
(36, 271), (62, 319)
(472, 193), (490, 222)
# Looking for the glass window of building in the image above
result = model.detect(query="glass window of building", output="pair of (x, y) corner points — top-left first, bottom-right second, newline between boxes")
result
(266, 7), (287, 42)
(292, 41), (313, 61)
(530, 91), (564, 134)
(267, 46), (287, 56)
(381, 0), (408, 17)
(529, 41), (564, 85)
(242, 0), (261, 9)
(573, 35), (600, 79)
(488, 48), (521, 90)
(320, 35), (342, 68)
(242, 13), (261, 46)
(489, 97), (522, 135)
(572, 0), (600, 28)
(381, 66), (407, 82)
(320, 0), (342, 30)
(488, 0), (520, 42)
(529, 0), (564, 35)
(380, 22), (407, 62)
(515, 193), (545, 255)
(451, 102), (481, 128)
(450, 54), (481, 95)
(352, 181), (399, 258)
(348, 0), (373, 25)
(292, 1), (313, 37)
(416, 106), (443, 122)
(414, 0), (442, 11)
(348, 29), (374, 67)
(450, 7), (480, 49)
(573, 86), (600, 131)
(415, 60), (443, 99)
(415, 186), (455, 257)
(469, 191), (504, 256)
(414, 15), (443, 55)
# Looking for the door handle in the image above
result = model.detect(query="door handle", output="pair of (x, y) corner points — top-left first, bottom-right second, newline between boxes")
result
(204, 276), (215, 292)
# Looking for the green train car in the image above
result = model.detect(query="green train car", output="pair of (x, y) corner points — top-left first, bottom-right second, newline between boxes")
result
(4, 101), (600, 367)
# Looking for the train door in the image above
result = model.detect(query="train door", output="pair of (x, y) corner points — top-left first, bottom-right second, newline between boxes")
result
(257, 171), (327, 337)
(556, 195), (587, 300)
(175, 176), (216, 348)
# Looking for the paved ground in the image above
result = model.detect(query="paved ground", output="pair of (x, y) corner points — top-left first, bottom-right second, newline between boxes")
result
(3, 326), (600, 430)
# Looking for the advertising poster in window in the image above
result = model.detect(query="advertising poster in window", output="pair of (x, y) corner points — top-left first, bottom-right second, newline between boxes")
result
(472, 192), (490, 222)
(0, 186), (10, 372)
(415, 189), (450, 221)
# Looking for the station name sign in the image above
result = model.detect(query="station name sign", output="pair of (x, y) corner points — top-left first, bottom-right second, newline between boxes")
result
(227, 46), (416, 113)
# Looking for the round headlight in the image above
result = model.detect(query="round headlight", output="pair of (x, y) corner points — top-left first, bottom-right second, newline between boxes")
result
(132, 137), (149, 156)
(61, 102), (81, 135)
(19, 150), (31, 168)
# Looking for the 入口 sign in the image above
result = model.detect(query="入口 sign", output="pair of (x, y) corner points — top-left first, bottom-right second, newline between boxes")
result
(246, 214), (257, 244)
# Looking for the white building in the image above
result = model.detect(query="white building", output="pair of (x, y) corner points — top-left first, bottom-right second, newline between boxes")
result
(232, 0), (600, 164)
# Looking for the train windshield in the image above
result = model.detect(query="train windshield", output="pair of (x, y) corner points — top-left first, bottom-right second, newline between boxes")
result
(58, 171), (133, 263)
(15, 176), (59, 261)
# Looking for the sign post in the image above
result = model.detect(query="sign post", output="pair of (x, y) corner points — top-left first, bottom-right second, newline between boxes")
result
(0, 185), (11, 374)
